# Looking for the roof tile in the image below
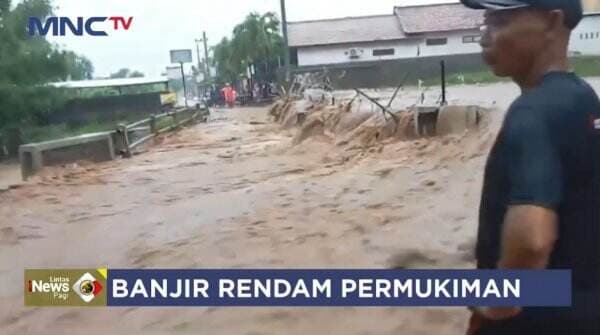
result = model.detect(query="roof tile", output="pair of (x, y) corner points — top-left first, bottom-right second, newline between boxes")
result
(394, 3), (483, 34)
(288, 15), (405, 47)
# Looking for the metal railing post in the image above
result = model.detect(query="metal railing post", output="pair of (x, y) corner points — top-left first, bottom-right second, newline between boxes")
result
(150, 115), (157, 134)
(118, 124), (131, 158)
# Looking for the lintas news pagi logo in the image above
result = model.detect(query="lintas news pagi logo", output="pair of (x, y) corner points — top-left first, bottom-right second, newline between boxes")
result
(25, 269), (107, 306)
(72, 272), (104, 303)
(28, 16), (133, 37)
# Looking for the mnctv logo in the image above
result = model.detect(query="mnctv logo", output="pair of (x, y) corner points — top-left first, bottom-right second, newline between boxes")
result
(28, 16), (133, 36)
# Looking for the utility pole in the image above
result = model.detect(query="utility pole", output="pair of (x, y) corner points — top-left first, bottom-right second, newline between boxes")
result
(194, 38), (203, 98)
(194, 38), (203, 75)
(179, 62), (188, 107)
(280, 0), (290, 81)
(203, 31), (210, 81)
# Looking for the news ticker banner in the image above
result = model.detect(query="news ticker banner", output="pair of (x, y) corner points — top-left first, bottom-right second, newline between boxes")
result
(25, 269), (571, 307)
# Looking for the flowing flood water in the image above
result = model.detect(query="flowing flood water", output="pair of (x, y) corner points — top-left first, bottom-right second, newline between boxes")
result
(1, 79), (599, 334)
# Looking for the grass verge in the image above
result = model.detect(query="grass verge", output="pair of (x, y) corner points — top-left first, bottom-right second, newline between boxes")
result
(422, 55), (600, 87)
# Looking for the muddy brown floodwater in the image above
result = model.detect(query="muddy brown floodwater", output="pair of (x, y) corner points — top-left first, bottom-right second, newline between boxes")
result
(1, 79), (599, 335)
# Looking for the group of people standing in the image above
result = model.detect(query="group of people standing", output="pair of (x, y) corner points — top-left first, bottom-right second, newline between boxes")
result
(205, 82), (276, 109)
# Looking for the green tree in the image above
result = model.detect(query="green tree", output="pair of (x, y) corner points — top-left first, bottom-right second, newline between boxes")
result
(212, 37), (238, 84)
(0, 0), (94, 127)
(109, 68), (145, 79)
(64, 51), (94, 80)
(129, 70), (144, 78)
(0, 0), (10, 14)
(212, 12), (284, 85)
(233, 12), (283, 81)
(109, 68), (131, 79)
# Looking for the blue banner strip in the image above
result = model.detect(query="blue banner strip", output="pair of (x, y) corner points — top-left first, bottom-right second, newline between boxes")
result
(107, 269), (571, 307)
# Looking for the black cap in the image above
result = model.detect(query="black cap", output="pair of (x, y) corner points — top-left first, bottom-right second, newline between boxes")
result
(461, 0), (583, 29)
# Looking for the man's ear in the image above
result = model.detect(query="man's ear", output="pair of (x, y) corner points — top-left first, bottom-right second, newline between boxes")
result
(546, 9), (567, 33)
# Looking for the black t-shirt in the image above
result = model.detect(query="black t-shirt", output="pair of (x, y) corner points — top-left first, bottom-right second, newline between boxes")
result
(477, 72), (600, 318)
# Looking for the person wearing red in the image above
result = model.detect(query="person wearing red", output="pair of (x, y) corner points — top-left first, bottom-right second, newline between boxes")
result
(221, 83), (237, 108)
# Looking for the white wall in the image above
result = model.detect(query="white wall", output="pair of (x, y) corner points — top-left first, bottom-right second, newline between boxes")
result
(570, 15), (600, 55)
(296, 30), (483, 67)
(416, 31), (482, 57)
(297, 40), (418, 67)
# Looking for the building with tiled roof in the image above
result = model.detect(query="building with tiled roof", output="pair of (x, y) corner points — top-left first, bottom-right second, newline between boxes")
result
(288, 2), (600, 68)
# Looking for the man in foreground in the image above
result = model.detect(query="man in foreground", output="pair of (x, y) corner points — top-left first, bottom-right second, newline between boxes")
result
(460, 0), (600, 333)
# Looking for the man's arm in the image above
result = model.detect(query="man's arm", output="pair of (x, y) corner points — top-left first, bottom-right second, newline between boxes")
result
(498, 205), (558, 270)
(474, 205), (559, 321)
(477, 108), (563, 321)
(502, 108), (562, 269)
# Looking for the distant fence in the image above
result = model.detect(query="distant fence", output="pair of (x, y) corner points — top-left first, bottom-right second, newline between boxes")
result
(284, 53), (486, 89)
(49, 92), (163, 126)
(114, 107), (206, 157)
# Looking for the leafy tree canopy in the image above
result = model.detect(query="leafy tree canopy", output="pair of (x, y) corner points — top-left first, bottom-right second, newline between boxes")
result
(212, 12), (284, 84)
(0, 0), (95, 127)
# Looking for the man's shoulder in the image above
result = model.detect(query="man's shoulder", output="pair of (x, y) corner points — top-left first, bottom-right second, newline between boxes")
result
(520, 72), (594, 102)
(508, 74), (598, 126)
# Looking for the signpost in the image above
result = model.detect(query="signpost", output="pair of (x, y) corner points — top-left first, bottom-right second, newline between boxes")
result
(166, 66), (182, 80)
(169, 49), (193, 107)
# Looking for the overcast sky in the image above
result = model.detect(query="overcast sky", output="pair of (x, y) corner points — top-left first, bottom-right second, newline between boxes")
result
(43, 0), (458, 78)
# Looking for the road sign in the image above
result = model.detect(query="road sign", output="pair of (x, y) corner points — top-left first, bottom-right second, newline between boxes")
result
(170, 49), (192, 64)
